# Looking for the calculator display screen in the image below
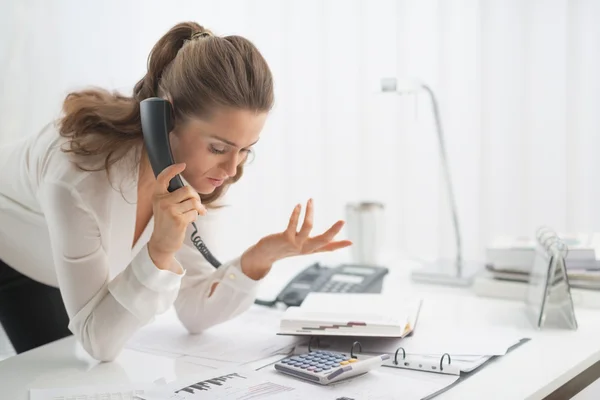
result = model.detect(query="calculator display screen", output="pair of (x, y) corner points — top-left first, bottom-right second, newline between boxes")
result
(329, 274), (364, 284)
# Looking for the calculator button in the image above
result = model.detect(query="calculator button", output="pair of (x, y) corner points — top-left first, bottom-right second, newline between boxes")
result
(307, 366), (316, 371)
(331, 363), (340, 367)
(340, 361), (349, 365)
(348, 359), (358, 363)
(300, 364), (310, 369)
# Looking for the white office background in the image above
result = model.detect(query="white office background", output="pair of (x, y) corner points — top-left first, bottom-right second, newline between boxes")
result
(1, 0), (599, 358)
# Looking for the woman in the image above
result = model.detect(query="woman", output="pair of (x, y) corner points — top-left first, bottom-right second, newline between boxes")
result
(0, 21), (351, 361)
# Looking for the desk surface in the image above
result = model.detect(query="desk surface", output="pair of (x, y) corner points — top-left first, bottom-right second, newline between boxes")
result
(2, 256), (600, 400)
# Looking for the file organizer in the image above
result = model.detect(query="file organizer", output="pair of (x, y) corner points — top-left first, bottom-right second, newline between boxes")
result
(300, 336), (530, 399)
(347, 341), (461, 376)
(303, 336), (521, 377)
(525, 227), (578, 330)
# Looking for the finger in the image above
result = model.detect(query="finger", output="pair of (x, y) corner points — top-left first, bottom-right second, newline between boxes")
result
(169, 185), (201, 204)
(300, 220), (345, 253)
(311, 220), (345, 244)
(312, 240), (353, 253)
(182, 209), (200, 224)
(286, 204), (302, 233)
(296, 198), (314, 241)
(172, 198), (207, 216)
(155, 163), (186, 194)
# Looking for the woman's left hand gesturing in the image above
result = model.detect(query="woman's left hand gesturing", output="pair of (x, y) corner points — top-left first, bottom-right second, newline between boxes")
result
(240, 199), (352, 280)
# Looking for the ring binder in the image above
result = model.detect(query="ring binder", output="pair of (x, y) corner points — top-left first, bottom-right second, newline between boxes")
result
(393, 347), (406, 365)
(440, 353), (451, 372)
(350, 341), (362, 359)
(525, 226), (578, 330)
(308, 336), (321, 353)
(345, 341), (461, 376)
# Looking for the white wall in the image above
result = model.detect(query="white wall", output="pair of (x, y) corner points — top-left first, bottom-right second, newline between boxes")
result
(1, 0), (599, 266)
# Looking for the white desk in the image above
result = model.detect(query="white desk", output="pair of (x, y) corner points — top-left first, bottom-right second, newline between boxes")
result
(2, 256), (600, 400)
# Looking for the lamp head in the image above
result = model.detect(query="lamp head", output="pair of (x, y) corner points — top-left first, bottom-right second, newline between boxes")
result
(380, 77), (424, 94)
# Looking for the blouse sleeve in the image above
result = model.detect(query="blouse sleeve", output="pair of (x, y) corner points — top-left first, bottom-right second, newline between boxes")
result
(172, 207), (262, 334)
(39, 180), (185, 362)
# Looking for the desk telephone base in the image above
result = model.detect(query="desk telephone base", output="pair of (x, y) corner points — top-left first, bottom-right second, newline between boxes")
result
(274, 262), (389, 307)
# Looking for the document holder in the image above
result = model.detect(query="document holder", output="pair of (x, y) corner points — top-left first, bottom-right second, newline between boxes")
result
(525, 227), (578, 330)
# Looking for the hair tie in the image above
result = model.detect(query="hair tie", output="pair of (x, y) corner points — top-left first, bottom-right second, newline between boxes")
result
(191, 31), (212, 40)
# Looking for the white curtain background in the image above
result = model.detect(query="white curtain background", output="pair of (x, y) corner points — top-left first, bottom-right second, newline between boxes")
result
(1, 0), (599, 269)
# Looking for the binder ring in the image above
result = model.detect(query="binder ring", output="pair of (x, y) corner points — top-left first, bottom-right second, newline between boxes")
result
(350, 341), (362, 359)
(308, 336), (320, 353)
(440, 353), (451, 371)
(537, 226), (555, 241)
(537, 227), (558, 250)
(556, 240), (569, 259)
(394, 347), (406, 365)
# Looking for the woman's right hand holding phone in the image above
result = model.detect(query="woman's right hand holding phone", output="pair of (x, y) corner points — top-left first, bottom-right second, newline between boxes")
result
(148, 163), (206, 271)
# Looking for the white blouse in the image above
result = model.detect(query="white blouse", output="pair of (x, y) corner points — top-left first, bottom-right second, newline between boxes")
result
(0, 121), (260, 361)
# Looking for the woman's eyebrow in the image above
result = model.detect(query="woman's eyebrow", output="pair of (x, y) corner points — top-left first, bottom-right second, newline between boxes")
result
(208, 134), (259, 149)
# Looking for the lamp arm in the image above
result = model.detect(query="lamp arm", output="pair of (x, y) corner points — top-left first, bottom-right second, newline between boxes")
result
(420, 84), (463, 275)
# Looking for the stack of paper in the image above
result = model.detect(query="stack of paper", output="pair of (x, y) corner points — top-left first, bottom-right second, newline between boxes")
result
(486, 232), (600, 271)
(278, 292), (421, 338)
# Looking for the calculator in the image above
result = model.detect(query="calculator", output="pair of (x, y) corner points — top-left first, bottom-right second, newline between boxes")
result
(274, 350), (390, 385)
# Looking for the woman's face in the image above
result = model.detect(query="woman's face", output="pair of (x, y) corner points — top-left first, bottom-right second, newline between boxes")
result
(170, 108), (266, 194)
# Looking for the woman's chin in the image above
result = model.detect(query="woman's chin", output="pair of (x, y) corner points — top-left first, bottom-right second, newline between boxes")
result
(194, 182), (217, 194)
(196, 187), (216, 195)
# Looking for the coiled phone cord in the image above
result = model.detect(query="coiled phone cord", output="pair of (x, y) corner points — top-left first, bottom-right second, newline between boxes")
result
(190, 221), (222, 268)
(190, 221), (276, 306)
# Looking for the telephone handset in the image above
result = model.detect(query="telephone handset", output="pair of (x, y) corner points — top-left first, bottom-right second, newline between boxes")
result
(140, 97), (222, 268)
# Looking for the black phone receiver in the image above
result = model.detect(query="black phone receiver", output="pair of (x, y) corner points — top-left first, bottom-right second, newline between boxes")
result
(140, 97), (222, 268)
(140, 97), (185, 193)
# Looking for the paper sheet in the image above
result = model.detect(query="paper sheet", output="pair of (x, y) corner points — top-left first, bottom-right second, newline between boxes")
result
(140, 365), (459, 400)
(126, 306), (303, 364)
(139, 368), (320, 400)
(29, 383), (148, 400)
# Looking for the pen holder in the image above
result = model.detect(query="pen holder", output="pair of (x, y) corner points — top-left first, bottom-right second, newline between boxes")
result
(345, 201), (385, 266)
(524, 227), (578, 330)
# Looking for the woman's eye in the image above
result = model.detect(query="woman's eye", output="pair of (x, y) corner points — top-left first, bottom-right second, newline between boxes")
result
(209, 144), (227, 154)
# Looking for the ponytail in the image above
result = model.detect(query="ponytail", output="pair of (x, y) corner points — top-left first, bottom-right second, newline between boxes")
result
(133, 22), (204, 101)
(58, 22), (209, 172)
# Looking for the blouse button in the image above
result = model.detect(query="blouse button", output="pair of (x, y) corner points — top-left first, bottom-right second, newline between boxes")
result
(228, 273), (236, 280)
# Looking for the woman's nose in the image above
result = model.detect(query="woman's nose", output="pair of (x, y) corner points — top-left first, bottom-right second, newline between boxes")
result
(222, 153), (238, 177)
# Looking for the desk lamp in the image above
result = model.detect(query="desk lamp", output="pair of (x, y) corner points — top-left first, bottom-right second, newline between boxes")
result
(380, 77), (483, 287)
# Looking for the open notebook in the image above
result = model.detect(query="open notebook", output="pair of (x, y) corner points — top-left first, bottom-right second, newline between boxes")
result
(277, 293), (422, 338)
